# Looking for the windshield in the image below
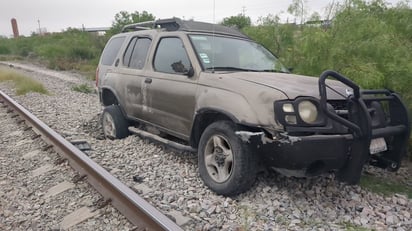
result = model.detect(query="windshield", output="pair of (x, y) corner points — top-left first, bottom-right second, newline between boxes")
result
(189, 35), (289, 73)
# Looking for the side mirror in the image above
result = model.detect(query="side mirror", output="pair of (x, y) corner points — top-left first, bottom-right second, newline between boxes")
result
(186, 66), (195, 78)
(171, 61), (194, 77)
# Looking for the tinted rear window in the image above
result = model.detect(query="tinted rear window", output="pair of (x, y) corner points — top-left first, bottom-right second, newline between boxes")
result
(101, 36), (125, 66)
(123, 37), (151, 69)
(123, 37), (137, 67)
(130, 38), (151, 69)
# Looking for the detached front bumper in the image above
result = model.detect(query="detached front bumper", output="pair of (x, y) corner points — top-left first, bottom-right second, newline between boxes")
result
(259, 134), (351, 176)
(257, 123), (406, 179)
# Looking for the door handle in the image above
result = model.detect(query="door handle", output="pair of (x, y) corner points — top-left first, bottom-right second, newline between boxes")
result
(145, 78), (152, 84)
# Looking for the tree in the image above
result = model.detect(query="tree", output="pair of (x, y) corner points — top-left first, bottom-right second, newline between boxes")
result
(287, 0), (308, 24)
(257, 14), (280, 26)
(244, 14), (297, 65)
(308, 12), (321, 21)
(221, 14), (251, 29)
(109, 11), (155, 34)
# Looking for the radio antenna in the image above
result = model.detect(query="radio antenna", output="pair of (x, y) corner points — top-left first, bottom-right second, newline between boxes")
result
(211, 0), (216, 72)
(213, 0), (216, 24)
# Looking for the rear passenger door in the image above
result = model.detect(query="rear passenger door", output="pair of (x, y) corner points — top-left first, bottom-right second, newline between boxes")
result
(115, 36), (152, 119)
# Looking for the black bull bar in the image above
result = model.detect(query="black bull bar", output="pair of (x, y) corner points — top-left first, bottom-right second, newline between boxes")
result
(319, 70), (410, 183)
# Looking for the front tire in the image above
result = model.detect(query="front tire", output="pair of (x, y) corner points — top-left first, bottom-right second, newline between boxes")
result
(198, 121), (257, 196)
(101, 105), (129, 139)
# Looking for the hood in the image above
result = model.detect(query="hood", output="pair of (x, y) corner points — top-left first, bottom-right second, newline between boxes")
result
(224, 72), (348, 100)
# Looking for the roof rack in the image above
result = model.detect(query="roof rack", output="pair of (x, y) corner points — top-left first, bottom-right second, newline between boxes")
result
(121, 17), (249, 39)
(121, 21), (155, 32)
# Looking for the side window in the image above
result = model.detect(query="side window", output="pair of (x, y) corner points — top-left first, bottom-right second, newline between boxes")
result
(154, 37), (191, 74)
(123, 37), (137, 67)
(130, 38), (151, 69)
(101, 36), (125, 66)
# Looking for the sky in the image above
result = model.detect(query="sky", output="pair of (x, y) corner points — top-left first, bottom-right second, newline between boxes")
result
(0, 0), (408, 37)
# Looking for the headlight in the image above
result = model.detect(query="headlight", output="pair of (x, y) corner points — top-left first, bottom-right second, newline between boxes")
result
(275, 98), (325, 127)
(298, 100), (318, 124)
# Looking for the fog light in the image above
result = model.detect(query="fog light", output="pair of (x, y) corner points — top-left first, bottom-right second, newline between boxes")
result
(285, 115), (297, 124)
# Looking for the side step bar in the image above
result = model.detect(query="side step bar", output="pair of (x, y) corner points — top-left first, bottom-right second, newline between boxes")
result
(128, 127), (197, 153)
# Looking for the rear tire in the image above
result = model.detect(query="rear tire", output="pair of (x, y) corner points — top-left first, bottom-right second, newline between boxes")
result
(198, 121), (257, 196)
(101, 105), (129, 139)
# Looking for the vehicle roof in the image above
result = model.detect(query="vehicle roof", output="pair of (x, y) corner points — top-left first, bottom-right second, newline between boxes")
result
(119, 17), (250, 39)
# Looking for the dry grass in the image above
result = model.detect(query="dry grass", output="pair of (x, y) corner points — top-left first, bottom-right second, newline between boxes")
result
(0, 68), (48, 95)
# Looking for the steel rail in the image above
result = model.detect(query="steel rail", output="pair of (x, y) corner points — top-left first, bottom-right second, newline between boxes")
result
(0, 90), (183, 231)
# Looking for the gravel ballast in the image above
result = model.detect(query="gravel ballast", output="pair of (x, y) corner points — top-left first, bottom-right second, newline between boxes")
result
(0, 90), (135, 229)
(0, 62), (411, 230)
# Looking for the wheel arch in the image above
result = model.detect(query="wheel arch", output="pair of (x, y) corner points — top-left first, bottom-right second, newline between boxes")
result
(100, 87), (130, 120)
(189, 108), (239, 148)
(101, 87), (120, 106)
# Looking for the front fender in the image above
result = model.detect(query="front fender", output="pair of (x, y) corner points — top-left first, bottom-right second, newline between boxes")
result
(195, 85), (259, 125)
(196, 73), (287, 130)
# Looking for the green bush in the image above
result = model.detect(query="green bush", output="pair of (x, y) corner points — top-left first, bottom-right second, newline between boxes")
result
(1, 29), (106, 72)
(35, 44), (69, 60)
(14, 39), (33, 57)
(0, 42), (11, 54)
(69, 46), (96, 60)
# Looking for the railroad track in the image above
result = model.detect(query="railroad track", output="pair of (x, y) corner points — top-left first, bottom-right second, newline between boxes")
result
(0, 90), (182, 231)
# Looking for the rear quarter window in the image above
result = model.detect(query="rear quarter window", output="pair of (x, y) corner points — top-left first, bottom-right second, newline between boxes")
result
(101, 36), (125, 66)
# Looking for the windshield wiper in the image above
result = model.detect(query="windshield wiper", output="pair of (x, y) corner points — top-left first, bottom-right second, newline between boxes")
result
(206, 67), (259, 72)
(206, 67), (290, 73)
(261, 69), (290, 73)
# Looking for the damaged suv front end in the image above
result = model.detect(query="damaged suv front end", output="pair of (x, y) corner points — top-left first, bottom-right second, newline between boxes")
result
(189, 30), (409, 190)
(264, 70), (411, 183)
